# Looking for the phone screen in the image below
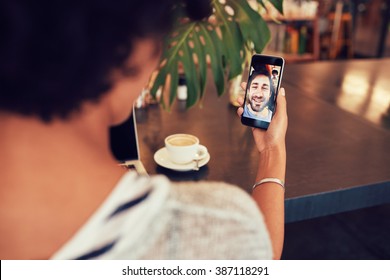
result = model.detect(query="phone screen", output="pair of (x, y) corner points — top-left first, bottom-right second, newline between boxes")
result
(241, 54), (284, 129)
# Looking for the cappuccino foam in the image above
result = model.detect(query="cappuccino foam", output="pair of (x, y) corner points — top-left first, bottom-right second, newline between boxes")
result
(168, 137), (196, 146)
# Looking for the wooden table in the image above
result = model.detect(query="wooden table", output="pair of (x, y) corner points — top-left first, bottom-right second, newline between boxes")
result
(135, 59), (390, 222)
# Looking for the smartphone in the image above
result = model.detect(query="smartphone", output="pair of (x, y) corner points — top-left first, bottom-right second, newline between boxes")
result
(241, 54), (285, 130)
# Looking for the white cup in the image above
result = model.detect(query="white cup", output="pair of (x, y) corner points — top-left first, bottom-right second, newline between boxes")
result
(165, 134), (208, 165)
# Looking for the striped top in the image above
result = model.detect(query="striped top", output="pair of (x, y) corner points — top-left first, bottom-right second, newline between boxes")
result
(51, 172), (272, 259)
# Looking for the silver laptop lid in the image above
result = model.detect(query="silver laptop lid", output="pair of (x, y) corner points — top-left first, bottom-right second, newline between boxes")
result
(109, 108), (147, 175)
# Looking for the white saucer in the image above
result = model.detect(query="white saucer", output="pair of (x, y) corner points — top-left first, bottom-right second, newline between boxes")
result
(154, 147), (210, 171)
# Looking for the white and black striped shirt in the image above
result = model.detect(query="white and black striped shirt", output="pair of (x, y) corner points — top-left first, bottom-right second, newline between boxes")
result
(51, 172), (272, 259)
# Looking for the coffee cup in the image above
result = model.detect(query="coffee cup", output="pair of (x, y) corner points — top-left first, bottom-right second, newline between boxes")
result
(165, 134), (208, 165)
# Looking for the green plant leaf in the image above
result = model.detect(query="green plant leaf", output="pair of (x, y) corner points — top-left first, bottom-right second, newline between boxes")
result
(168, 65), (179, 107)
(214, 1), (246, 80)
(148, 0), (278, 109)
(180, 41), (200, 107)
(199, 25), (225, 96)
(150, 22), (195, 108)
(268, 0), (284, 14)
(231, 0), (270, 54)
(256, 0), (268, 11)
(222, 20), (245, 79)
(150, 66), (168, 108)
(255, 0), (284, 15)
(191, 27), (207, 100)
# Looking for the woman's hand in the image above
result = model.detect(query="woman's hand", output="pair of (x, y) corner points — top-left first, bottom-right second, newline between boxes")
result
(238, 83), (288, 260)
(237, 83), (288, 153)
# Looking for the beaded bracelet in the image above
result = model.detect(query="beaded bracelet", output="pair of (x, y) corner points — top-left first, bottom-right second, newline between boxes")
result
(252, 177), (285, 192)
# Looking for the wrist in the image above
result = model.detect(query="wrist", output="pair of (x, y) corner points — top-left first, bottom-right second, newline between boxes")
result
(257, 146), (286, 182)
(259, 144), (286, 158)
(257, 139), (286, 153)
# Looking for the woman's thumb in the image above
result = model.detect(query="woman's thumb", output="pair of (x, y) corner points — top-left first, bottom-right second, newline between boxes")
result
(274, 87), (287, 119)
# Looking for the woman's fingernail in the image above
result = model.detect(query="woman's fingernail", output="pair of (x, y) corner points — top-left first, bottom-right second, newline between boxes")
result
(280, 88), (285, 96)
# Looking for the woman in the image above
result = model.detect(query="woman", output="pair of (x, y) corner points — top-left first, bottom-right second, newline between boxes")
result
(0, 0), (287, 259)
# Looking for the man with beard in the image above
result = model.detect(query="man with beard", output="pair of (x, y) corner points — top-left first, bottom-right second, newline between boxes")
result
(243, 69), (275, 122)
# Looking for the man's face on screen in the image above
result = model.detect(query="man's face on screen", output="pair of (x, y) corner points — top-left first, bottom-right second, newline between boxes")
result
(248, 74), (271, 112)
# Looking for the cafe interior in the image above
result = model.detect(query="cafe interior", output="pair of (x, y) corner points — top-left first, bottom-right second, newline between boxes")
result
(124, 0), (390, 260)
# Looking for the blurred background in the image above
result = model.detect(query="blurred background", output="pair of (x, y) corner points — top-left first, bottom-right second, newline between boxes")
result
(262, 0), (390, 61)
(268, 0), (390, 260)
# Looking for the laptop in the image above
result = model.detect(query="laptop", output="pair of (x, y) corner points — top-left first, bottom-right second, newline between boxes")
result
(109, 108), (148, 175)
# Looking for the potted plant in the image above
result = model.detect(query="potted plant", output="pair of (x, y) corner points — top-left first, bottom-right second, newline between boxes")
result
(149, 0), (283, 108)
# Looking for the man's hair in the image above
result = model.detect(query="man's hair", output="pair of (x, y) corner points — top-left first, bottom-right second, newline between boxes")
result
(247, 69), (276, 112)
(272, 69), (278, 75)
(0, 0), (211, 121)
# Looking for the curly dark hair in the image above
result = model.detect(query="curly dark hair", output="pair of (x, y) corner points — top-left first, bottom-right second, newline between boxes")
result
(0, 0), (211, 121)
